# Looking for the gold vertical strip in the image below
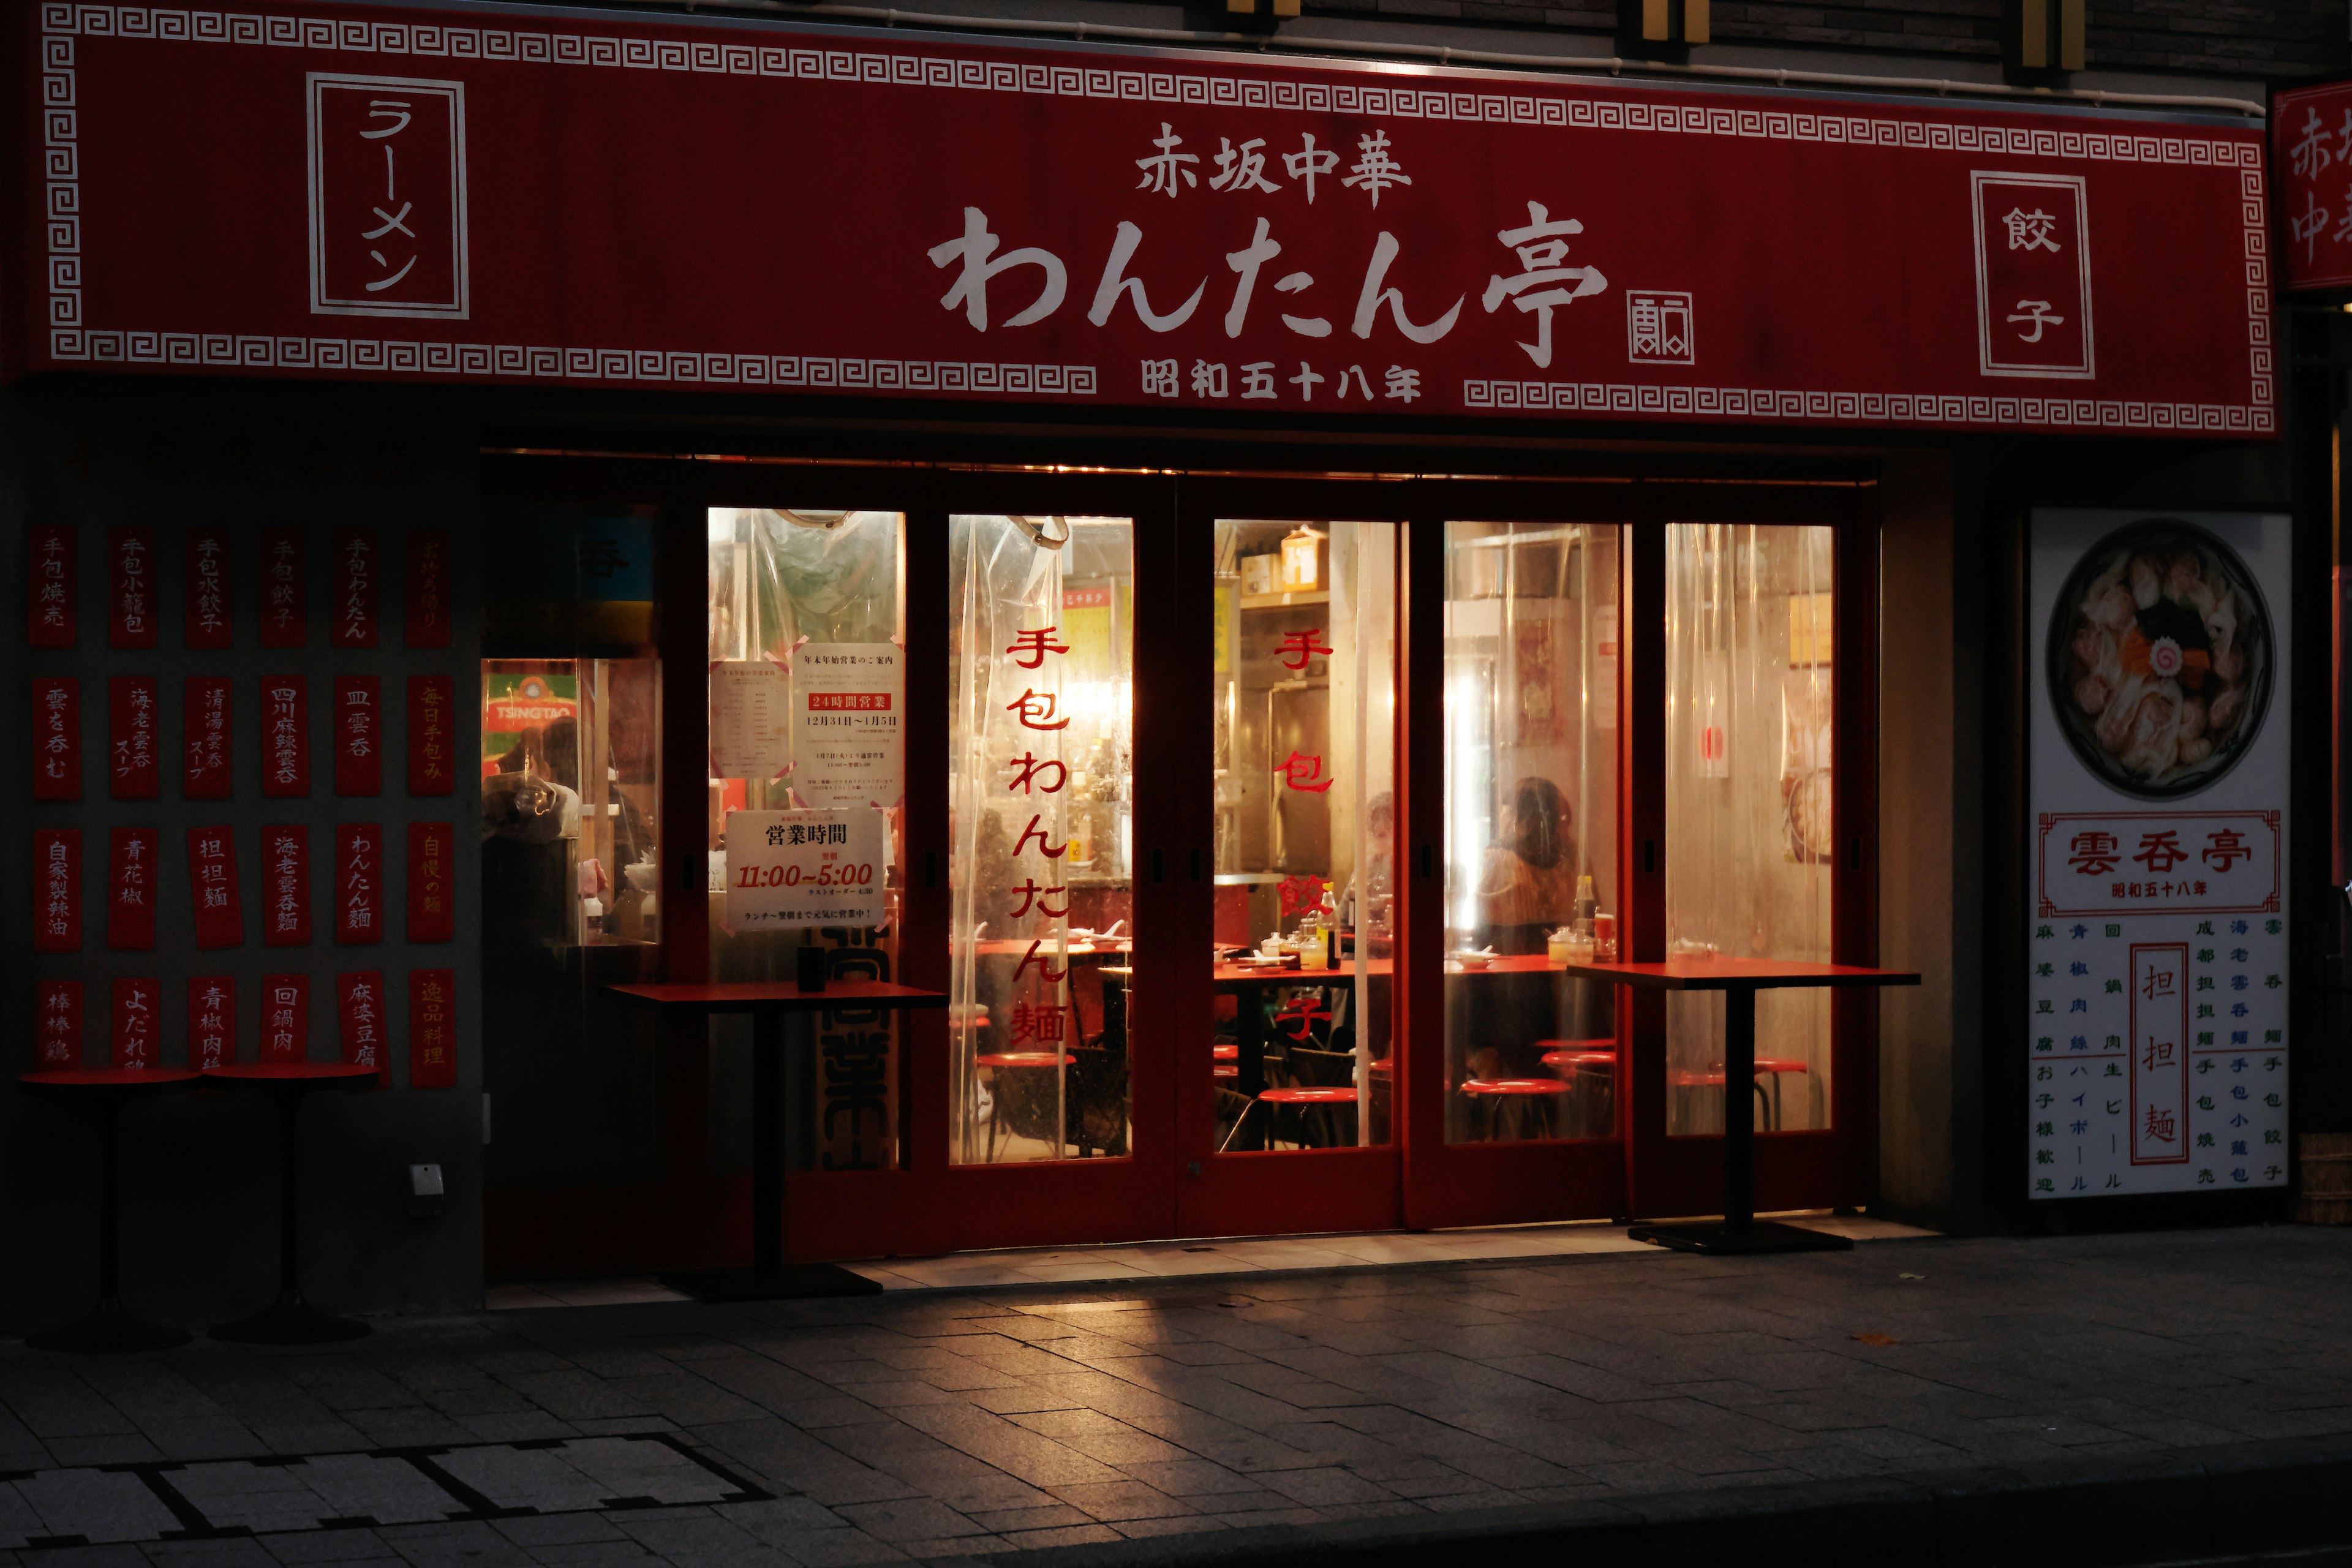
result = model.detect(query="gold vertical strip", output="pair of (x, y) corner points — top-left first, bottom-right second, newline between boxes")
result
(1643, 0), (1670, 41)
(1684, 0), (1710, 43)
(2016, 0), (2051, 68)
(2059, 0), (2085, 70)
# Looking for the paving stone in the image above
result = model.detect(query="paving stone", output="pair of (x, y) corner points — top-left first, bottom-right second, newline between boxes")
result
(5, 1469), (180, 1547)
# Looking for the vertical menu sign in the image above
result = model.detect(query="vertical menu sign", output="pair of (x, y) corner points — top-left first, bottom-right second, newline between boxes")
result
(2029, 511), (2291, 1199)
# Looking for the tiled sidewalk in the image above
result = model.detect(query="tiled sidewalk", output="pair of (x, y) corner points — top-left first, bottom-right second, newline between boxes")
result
(2, 1225), (2349, 1567)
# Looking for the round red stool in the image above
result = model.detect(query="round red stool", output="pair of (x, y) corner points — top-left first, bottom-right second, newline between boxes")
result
(1670, 1057), (1811, 1131)
(1460, 1076), (1571, 1141)
(18, 1068), (201, 1352)
(1221, 1085), (1357, 1152)
(205, 1061), (381, 1344)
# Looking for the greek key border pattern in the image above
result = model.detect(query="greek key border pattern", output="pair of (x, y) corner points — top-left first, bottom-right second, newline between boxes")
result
(36, 2), (2275, 433)
(46, 333), (1098, 394)
(1460, 379), (2275, 434)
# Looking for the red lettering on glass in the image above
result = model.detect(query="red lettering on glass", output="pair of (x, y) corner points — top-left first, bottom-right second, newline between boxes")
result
(1012, 815), (1068, 859)
(1006, 689), (1069, 731)
(1006, 752), (1069, 794)
(1007, 878), (1070, 920)
(1013, 940), (1069, 985)
(1277, 628), (1335, 671)
(1275, 750), (1335, 793)
(1004, 626), (1070, 669)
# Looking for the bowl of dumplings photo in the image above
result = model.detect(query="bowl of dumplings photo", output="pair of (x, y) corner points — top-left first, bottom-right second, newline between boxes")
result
(2046, 520), (2273, 799)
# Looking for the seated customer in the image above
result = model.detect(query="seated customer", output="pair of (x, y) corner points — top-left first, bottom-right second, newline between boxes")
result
(1474, 776), (1577, 955)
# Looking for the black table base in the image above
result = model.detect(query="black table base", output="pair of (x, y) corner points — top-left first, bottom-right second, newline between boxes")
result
(658, 1264), (883, 1302)
(210, 1078), (371, 1344)
(1629, 1219), (1853, 1256)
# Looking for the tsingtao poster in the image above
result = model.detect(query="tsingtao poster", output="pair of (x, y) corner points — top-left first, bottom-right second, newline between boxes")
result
(2028, 510), (2290, 1199)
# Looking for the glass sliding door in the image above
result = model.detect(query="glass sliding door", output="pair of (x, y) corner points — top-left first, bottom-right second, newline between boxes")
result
(1205, 519), (1396, 1156)
(1442, 522), (1623, 1144)
(1664, 522), (1836, 1136)
(947, 515), (1137, 1166)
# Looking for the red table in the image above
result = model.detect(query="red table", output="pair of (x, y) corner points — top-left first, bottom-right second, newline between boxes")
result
(608, 981), (947, 1301)
(1559, 958), (1920, 1256)
(204, 1061), (381, 1343)
(17, 1068), (200, 1352)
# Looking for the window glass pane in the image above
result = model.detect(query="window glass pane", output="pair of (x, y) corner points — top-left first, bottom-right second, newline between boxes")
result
(1442, 523), (1621, 1144)
(949, 516), (1136, 1165)
(1664, 522), (1836, 1134)
(1210, 521), (1396, 1152)
(706, 508), (906, 1172)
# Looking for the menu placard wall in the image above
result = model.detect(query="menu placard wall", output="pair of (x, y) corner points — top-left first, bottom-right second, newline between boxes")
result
(8, 398), (488, 1322)
(2026, 510), (2292, 1199)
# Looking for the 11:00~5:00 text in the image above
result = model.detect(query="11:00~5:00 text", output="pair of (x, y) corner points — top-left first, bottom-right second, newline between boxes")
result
(736, 863), (877, 889)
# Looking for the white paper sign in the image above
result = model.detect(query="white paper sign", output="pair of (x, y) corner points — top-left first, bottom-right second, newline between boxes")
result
(710, 660), (793, 780)
(2027, 510), (2290, 1199)
(725, 809), (886, 930)
(795, 642), (903, 807)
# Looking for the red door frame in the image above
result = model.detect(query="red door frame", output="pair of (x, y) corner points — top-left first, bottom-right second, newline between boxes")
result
(477, 454), (1884, 1273)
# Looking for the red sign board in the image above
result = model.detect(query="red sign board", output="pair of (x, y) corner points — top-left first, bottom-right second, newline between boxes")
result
(405, 530), (453, 648)
(408, 821), (456, 942)
(335, 676), (382, 796)
(111, 976), (161, 1070)
(187, 826), (246, 949)
(26, 525), (75, 648)
(410, 968), (458, 1088)
(409, 675), (456, 795)
(336, 823), (383, 944)
(260, 973), (309, 1062)
(108, 674), (159, 799)
(33, 677), (80, 801)
(189, 974), (235, 1069)
(107, 825), (159, 950)
(23, 3), (2270, 439)
(2274, 79), (2352, 291)
(262, 824), (312, 946)
(184, 526), (232, 649)
(184, 676), (233, 798)
(337, 970), (389, 1087)
(333, 528), (379, 648)
(35, 981), (85, 1069)
(262, 676), (310, 796)
(258, 526), (305, 648)
(108, 527), (157, 648)
(33, 827), (81, 952)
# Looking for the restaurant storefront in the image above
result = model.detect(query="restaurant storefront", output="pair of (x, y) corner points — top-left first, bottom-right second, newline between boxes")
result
(1, 0), (2321, 1324)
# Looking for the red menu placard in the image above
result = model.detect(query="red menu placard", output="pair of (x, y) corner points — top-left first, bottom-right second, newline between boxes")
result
(186, 826), (245, 949)
(108, 676), (160, 799)
(405, 530), (453, 649)
(33, 677), (81, 802)
(335, 823), (382, 945)
(260, 973), (309, 1062)
(261, 676), (309, 797)
(184, 526), (232, 650)
(184, 676), (233, 799)
(410, 969), (458, 1088)
(337, 970), (388, 1087)
(33, 828), (81, 953)
(188, 975), (235, 1069)
(111, 976), (161, 1070)
(258, 526), (305, 648)
(106, 826), (159, 951)
(334, 676), (382, 796)
(333, 528), (379, 649)
(407, 821), (456, 943)
(262, 824), (311, 947)
(108, 527), (158, 649)
(408, 676), (456, 796)
(34, 981), (84, 1069)
(28, 524), (77, 648)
